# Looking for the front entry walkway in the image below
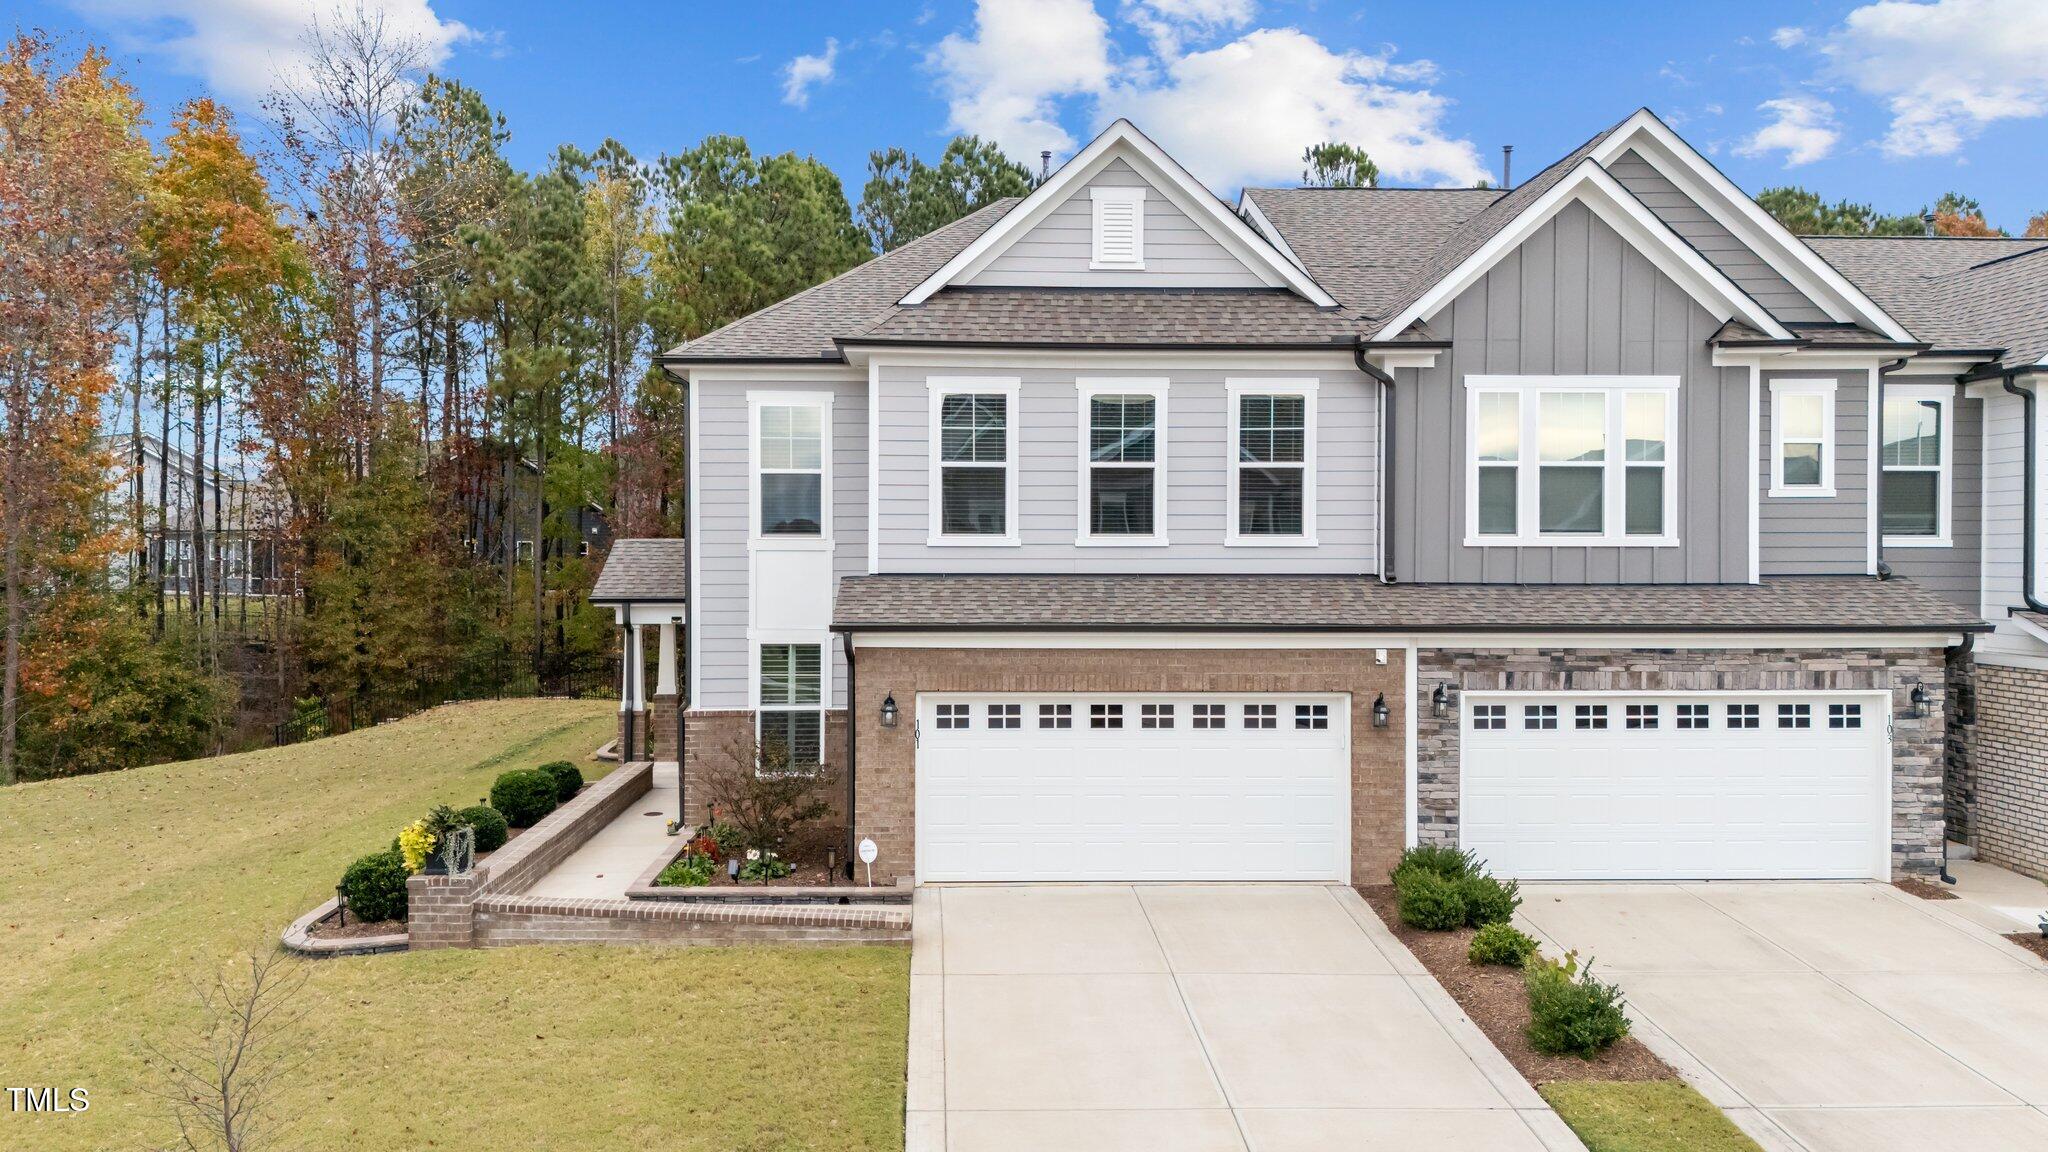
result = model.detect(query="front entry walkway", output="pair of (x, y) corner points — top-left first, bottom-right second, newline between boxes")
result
(1517, 879), (2048, 1152)
(522, 761), (679, 899)
(907, 884), (1583, 1152)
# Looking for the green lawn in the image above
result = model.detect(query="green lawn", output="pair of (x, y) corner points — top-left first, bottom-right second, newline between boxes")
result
(1541, 1081), (1764, 1152)
(0, 699), (909, 1151)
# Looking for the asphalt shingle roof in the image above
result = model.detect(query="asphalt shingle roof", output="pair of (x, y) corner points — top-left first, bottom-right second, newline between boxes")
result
(1805, 236), (2048, 366)
(1238, 188), (1501, 319)
(832, 574), (1985, 633)
(847, 288), (1363, 347)
(590, 538), (686, 603)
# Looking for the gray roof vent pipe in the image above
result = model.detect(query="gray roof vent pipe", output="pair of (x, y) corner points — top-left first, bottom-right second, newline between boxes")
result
(1502, 145), (1513, 190)
(1923, 211), (1937, 237)
(1040, 150), (1052, 183)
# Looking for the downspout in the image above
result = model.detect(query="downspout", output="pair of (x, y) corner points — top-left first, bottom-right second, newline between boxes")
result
(2003, 372), (2048, 613)
(1355, 345), (1397, 583)
(837, 627), (858, 881)
(1874, 358), (1910, 580)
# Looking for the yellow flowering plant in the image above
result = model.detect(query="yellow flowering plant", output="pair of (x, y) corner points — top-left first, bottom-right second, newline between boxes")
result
(397, 819), (439, 874)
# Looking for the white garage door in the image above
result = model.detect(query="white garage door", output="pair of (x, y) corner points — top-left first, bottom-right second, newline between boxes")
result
(916, 693), (1350, 882)
(1461, 693), (1890, 881)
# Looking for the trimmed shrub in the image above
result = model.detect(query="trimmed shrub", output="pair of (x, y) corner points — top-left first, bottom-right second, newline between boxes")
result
(1395, 867), (1468, 930)
(656, 852), (718, 887)
(340, 849), (410, 922)
(458, 805), (509, 853)
(1468, 921), (1540, 967)
(538, 760), (583, 803)
(1525, 951), (1631, 1057)
(1459, 872), (1522, 927)
(490, 769), (559, 828)
(1390, 843), (1478, 886)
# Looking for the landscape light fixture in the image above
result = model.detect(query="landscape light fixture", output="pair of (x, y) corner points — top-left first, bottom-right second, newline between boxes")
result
(879, 694), (899, 728)
(1371, 693), (1390, 729)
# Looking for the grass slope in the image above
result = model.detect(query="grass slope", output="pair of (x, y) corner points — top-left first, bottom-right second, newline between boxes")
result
(1541, 1081), (1764, 1152)
(0, 700), (909, 1150)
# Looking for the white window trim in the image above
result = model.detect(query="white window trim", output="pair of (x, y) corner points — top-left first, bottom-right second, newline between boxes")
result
(748, 390), (834, 553)
(927, 376), (1022, 547)
(1768, 378), (1838, 498)
(1225, 378), (1319, 547)
(750, 636), (830, 769)
(1089, 185), (1146, 270)
(1075, 378), (1169, 546)
(1462, 375), (1681, 549)
(1881, 382), (1955, 550)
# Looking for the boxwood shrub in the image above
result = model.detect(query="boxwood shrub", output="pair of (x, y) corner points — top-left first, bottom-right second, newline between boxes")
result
(340, 849), (410, 922)
(458, 804), (509, 853)
(538, 760), (583, 803)
(1525, 952), (1631, 1057)
(1395, 867), (1468, 930)
(1468, 921), (1540, 967)
(490, 769), (559, 827)
(1459, 872), (1522, 928)
(1390, 843), (1477, 887)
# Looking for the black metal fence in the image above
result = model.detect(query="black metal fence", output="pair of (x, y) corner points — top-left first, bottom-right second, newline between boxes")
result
(272, 651), (617, 747)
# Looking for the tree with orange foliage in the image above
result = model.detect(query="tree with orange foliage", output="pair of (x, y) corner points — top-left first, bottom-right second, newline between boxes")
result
(0, 34), (151, 782)
(1930, 191), (2006, 238)
(2025, 212), (2047, 240)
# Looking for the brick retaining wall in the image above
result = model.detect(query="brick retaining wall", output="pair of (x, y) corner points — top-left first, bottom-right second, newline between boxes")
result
(1963, 663), (2048, 881)
(472, 894), (909, 947)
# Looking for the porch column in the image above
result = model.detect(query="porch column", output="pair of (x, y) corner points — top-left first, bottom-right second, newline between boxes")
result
(630, 624), (647, 712)
(656, 622), (678, 697)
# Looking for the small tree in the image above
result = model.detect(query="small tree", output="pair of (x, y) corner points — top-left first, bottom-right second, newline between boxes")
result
(1301, 142), (1379, 188)
(702, 727), (839, 861)
(143, 950), (312, 1152)
(2025, 211), (2047, 239)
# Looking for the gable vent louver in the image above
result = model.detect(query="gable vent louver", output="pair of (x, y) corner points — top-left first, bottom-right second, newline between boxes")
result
(1090, 186), (1146, 269)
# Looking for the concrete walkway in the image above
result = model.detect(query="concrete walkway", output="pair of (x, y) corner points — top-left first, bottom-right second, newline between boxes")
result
(907, 884), (1584, 1152)
(521, 761), (680, 899)
(1516, 876), (2048, 1152)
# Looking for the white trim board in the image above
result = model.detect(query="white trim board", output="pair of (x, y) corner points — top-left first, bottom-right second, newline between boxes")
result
(844, 630), (1969, 650)
(1074, 377), (1170, 547)
(1767, 378), (1839, 499)
(1374, 159), (1794, 344)
(899, 119), (1337, 308)
(925, 376), (1022, 548)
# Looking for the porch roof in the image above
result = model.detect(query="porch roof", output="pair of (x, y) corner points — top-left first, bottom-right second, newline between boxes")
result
(590, 538), (686, 604)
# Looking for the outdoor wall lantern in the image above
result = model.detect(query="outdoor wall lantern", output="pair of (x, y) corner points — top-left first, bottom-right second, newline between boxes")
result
(1909, 684), (1929, 719)
(1431, 683), (1451, 719)
(1371, 693), (1390, 729)
(880, 694), (899, 728)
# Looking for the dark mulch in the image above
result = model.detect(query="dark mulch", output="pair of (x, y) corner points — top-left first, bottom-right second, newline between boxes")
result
(307, 916), (405, 940)
(1358, 885), (1674, 1086)
(1893, 877), (1959, 901)
(2006, 932), (2048, 962)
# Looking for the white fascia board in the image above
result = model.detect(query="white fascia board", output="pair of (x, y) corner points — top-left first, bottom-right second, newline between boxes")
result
(900, 119), (1338, 308)
(1712, 349), (1896, 372)
(1591, 111), (1915, 343)
(2008, 613), (2048, 648)
(1373, 160), (1793, 344)
(845, 629), (1967, 650)
(860, 348), (1363, 373)
(1237, 191), (1309, 273)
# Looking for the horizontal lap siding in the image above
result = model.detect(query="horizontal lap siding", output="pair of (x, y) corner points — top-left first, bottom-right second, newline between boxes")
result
(875, 364), (1378, 573)
(1973, 392), (2047, 661)
(1607, 149), (1832, 324)
(1885, 393), (1981, 609)
(1759, 370), (1868, 575)
(1396, 200), (1749, 583)
(968, 157), (1266, 287)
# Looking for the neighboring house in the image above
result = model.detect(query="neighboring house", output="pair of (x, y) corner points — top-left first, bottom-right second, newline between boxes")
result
(103, 434), (290, 597)
(600, 112), (2048, 889)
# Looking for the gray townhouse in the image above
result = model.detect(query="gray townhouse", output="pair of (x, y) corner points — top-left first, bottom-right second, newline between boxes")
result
(594, 111), (2048, 890)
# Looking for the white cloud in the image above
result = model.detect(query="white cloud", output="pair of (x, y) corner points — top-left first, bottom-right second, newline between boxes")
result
(929, 0), (1118, 159)
(928, 0), (1483, 189)
(781, 38), (838, 109)
(66, 0), (473, 106)
(1770, 26), (1808, 48)
(1811, 0), (2048, 158)
(1735, 95), (1841, 166)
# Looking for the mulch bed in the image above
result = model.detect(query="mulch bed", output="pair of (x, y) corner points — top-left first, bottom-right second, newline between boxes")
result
(694, 863), (850, 888)
(306, 916), (405, 940)
(1357, 885), (1674, 1086)
(2005, 933), (2048, 962)
(1893, 877), (1959, 900)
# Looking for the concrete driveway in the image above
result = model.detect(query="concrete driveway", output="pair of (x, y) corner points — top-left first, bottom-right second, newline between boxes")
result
(906, 884), (1582, 1152)
(1517, 881), (2048, 1152)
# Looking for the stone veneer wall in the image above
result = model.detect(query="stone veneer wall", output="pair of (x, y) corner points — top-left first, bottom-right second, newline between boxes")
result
(1414, 647), (1949, 878)
(1960, 663), (2048, 881)
(848, 647), (1407, 887)
(1944, 651), (1976, 841)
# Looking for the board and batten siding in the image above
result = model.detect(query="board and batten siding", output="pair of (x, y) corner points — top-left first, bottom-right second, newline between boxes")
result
(873, 364), (1378, 573)
(966, 157), (1266, 288)
(691, 376), (867, 711)
(1605, 149), (1832, 324)
(1758, 369), (1868, 576)
(1393, 200), (1750, 584)
(1883, 390), (1981, 608)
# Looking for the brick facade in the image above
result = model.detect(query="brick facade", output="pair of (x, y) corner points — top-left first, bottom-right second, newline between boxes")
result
(681, 709), (850, 829)
(847, 646), (1407, 887)
(1414, 647), (1950, 878)
(471, 895), (908, 947)
(648, 693), (679, 761)
(1958, 663), (2048, 881)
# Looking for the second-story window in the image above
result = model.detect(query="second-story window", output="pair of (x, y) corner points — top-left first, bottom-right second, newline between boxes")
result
(1882, 386), (1952, 547)
(1080, 381), (1165, 542)
(931, 381), (1018, 544)
(1769, 380), (1836, 497)
(1228, 381), (1316, 544)
(1466, 377), (1678, 547)
(758, 402), (824, 536)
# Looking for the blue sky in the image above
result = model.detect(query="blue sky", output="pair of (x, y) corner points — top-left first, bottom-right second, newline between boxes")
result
(21, 0), (2048, 229)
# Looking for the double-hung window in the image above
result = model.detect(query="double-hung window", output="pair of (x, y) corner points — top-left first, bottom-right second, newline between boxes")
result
(1227, 380), (1316, 544)
(757, 643), (823, 766)
(1881, 385), (1953, 547)
(1769, 380), (1835, 497)
(754, 395), (829, 539)
(1467, 376), (1678, 546)
(929, 379), (1019, 545)
(1078, 380), (1166, 543)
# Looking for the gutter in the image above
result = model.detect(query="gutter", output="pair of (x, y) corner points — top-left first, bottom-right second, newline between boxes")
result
(2003, 370), (2048, 614)
(1874, 358), (1911, 579)
(1353, 345), (1398, 583)
(828, 619), (1990, 636)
